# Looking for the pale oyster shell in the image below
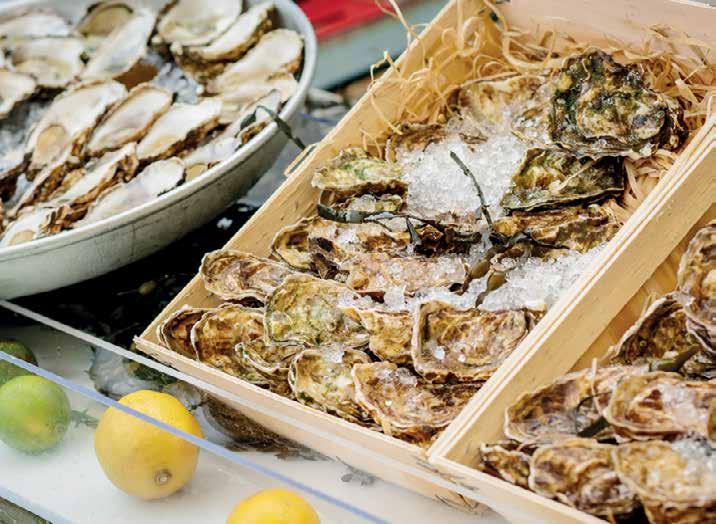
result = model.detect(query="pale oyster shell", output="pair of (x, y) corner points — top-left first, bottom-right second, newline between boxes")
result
(157, 0), (241, 46)
(0, 10), (70, 46)
(412, 301), (534, 382)
(288, 348), (373, 425)
(157, 305), (210, 359)
(215, 72), (298, 115)
(86, 83), (173, 157)
(0, 206), (51, 247)
(528, 438), (638, 517)
(311, 148), (404, 198)
(352, 362), (479, 446)
(0, 70), (36, 118)
(355, 309), (412, 364)
(200, 249), (293, 303)
(264, 274), (368, 348)
(77, 1), (136, 43)
(12, 37), (84, 89)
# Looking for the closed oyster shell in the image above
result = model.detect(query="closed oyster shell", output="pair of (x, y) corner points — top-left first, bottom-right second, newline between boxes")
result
(355, 309), (412, 364)
(352, 362), (479, 446)
(288, 348), (373, 425)
(501, 149), (624, 212)
(459, 75), (544, 128)
(474, 441), (531, 489)
(384, 123), (453, 160)
(614, 440), (716, 524)
(136, 99), (221, 163)
(505, 366), (640, 444)
(0, 70), (36, 118)
(11, 37), (84, 89)
(264, 274), (368, 348)
(157, 0), (241, 46)
(157, 305), (209, 359)
(312, 148), (405, 199)
(86, 83), (173, 157)
(528, 438), (638, 516)
(200, 249), (293, 303)
(270, 216), (319, 271)
(549, 50), (686, 158)
(343, 253), (467, 298)
(318, 192), (404, 223)
(412, 301), (533, 382)
(604, 371), (716, 441)
(239, 338), (300, 392)
(493, 203), (619, 253)
(190, 304), (270, 385)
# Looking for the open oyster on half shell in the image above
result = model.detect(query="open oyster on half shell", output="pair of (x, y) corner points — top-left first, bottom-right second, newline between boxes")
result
(412, 301), (535, 382)
(352, 362), (479, 446)
(0, 70), (36, 118)
(500, 149), (624, 212)
(200, 249), (294, 303)
(0, 9), (70, 47)
(614, 439), (716, 524)
(550, 50), (686, 158)
(11, 36), (85, 89)
(264, 274), (369, 349)
(156, 0), (241, 47)
(157, 305), (210, 359)
(604, 371), (716, 441)
(288, 348), (373, 425)
(528, 438), (638, 517)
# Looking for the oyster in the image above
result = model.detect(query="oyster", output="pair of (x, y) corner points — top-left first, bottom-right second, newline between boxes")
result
(355, 309), (412, 364)
(182, 136), (238, 180)
(352, 362), (479, 445)
(318, 192), (404, 222)
(12, 37), (84, 89)
(0, 70), (36, 118)
(24, 80), (127, 179)
(157, 305), (210, 359)
(216, 72), (298, 114)
(677, 221), (715, 349)
(550, 50), (686, 158)
(528, 438), (638, 516)
(77, 1), (136, 49)
(0, 149), (25, 199)
(604, 371), (716, 441)
(343, 253), (468, 297)
(77, 157), (185, 226)
(492, 203), (619, 253)
(189, 304), (269, 385)
(264, 274), (368, 348)
(81, 7), (156, 81)
(459, 75), (543, 128)
(218, 87), (282, 133)
(208, 29), (303, 94)
(614, 440), (716, 524)
(311, 148), (405, 199)
(288, 348), (373, 425)
(86, 83), (173, 157)
(412, 301), (533, 382)
(200, 249), (293, 302)
(136, 98), (221, 163)
(500, 149), (624, 212)
(270, 216), (318, 271)
(474, 441), (531, 489)
(504, 366), (640, 444)
(0, 10), (70, 46)
(385, 123), (448, 159)
(156, 0), (241, 46)
(605, 294), (704, 370)
(0, 206), (51, 247)
(239, 338), (300, 393)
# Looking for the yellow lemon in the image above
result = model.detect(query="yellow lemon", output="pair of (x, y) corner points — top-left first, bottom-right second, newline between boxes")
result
(94, 390), (203, 500)
(227, 488), (320, 524)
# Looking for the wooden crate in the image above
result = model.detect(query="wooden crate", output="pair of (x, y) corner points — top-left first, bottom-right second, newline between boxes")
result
(135, 0), (716, 508)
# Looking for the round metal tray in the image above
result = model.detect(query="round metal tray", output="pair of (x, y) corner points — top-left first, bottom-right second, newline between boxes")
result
(0, 0), (317, 299)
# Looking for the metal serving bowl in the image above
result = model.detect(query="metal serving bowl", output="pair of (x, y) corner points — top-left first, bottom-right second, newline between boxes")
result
(0, 0), (317, 299)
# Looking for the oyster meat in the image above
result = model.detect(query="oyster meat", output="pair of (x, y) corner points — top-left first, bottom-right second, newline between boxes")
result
(604, 371), (716, 441)
(288, 348), (373, 425)
(528, 438), (638, 516)
(136, 98), (221, 163)
(86, 83), (173, 157)
(200, 249), (293, 303)
(208, 29), (303, 93)
(157, 305), (210, 359)
(312, 148), (405, 198)
(550, 50), (686, 158)
(0, 207), (52, 247)
(77, 1), (137, 51)
(614, 440), (716, 524)
(264, 274), (369, 348)
(492, 203), (619, 253)
(412, 301), (533, 382)
(459, 75), (544, 128)
(77, 157), (185, 226)
(157, 0), (241, 46)
(355, 309), (412, 364)
(0, 70), (36, 118)
(474, 441), (531, 489)
(11, 37), (84, 89)
(501, 149), (624, 212)
(352, 362), (479, 446)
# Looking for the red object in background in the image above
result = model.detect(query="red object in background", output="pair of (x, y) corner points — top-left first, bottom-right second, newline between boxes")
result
(297, 0), (390, 40)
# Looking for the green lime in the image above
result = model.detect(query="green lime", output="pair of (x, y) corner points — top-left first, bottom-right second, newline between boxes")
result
(0, 376), (70, 454)
(0, 340), (37, 386)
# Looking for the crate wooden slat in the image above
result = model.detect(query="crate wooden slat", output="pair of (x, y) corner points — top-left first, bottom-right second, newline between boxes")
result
(136, 0), (716, 508)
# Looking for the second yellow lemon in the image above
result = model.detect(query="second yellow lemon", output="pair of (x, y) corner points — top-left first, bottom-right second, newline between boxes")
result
(94, 390), (203, 500)
(227, 488), (320, 524)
